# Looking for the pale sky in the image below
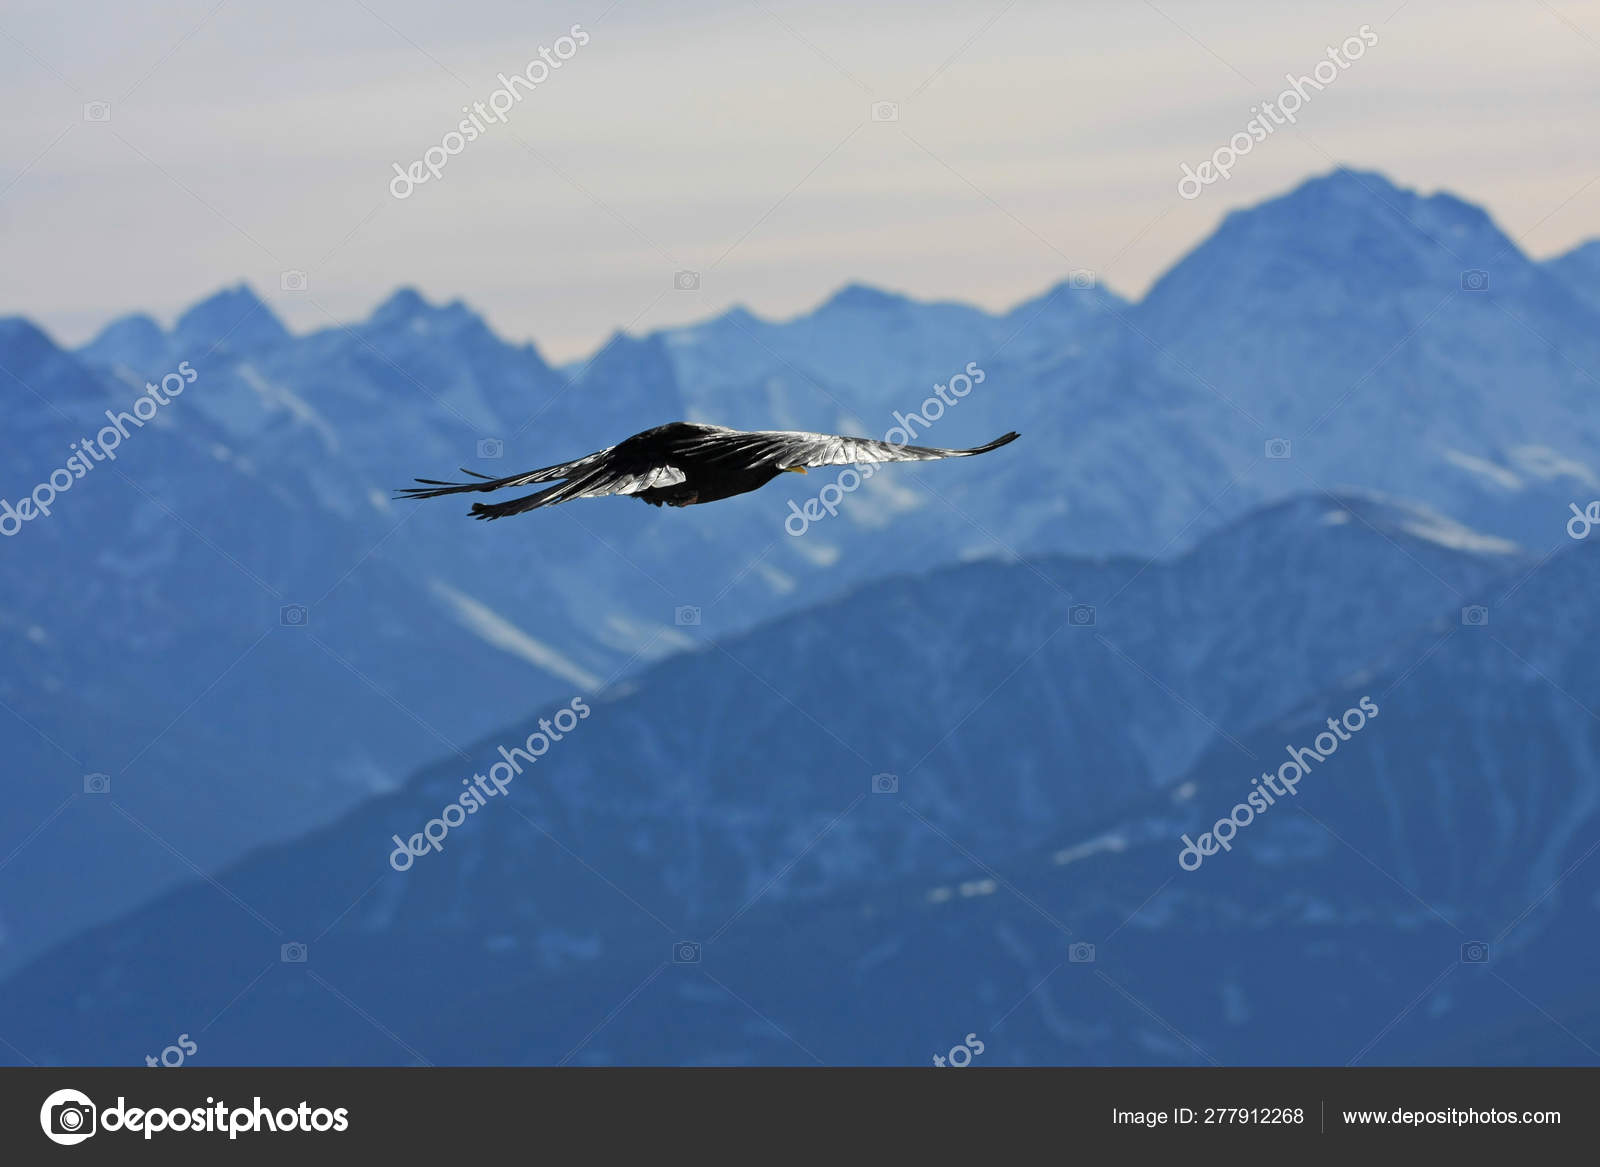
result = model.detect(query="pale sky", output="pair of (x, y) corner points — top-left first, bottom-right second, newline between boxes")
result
(3, 0), (1598, 360)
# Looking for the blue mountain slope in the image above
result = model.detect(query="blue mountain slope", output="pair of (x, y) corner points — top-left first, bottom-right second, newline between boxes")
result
(4, 494), (1582, 1066)
(1132, 169), (1600, 543)
(1545, 239), (1600, 315)
(0, 319), (598, 972)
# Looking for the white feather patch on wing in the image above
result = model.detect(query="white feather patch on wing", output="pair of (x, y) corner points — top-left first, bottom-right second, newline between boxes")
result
(581, 463), (688, 498)
(760, 432), (978, 469)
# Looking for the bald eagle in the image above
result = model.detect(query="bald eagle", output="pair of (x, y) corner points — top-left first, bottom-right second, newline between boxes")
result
(397, 422), (1020, 519)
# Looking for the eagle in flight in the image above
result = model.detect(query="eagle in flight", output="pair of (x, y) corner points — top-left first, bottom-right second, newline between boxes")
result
(397, 422), (1020, 519)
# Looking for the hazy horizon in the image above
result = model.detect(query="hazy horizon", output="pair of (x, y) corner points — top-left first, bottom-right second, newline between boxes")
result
(4, 0), (1599, 360)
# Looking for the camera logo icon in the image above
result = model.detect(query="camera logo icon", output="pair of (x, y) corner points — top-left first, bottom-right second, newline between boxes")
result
(40, 1089), (97, 1145)
(1460, 941), (1490, 964)
(871, 772), (899, 794)
(82, 102), (111, 123)
(279, 604), (308, 627)
(281, 941), (308, 963)
(673, 941), (702, 964)
(1265, 437), (1292, 460)
(280, 269), (308, 293)
(1068, 603), (1096, 627)
(1068, 268), (1097, 289)
(83, 772), (111, 795)
(870, 101), (899, 122)
(674, 270), (701, 291)
(1068, 942), (1096, 963)
(477, 437), (504, 459)
(1461, 269), (1489, 292)
(674, 605), (701, 626)
(1461, 605), (1489, 627)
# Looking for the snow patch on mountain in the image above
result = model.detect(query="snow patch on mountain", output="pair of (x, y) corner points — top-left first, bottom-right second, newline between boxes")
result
(428, 580), (602, 690)
(1442, 449), (1523, 491)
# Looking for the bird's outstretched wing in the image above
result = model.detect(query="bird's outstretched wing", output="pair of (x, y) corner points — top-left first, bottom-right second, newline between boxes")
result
(394, 449), (612, 499)
(394, 447), (687, 519)
(693, 428), (1021, 471)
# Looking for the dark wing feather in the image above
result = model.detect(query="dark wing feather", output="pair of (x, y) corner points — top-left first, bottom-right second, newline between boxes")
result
(394, 447), (618, 500)
(468, 462), (687, 520)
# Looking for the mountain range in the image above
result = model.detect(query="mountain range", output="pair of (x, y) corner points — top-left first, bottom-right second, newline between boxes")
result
(2, 166), (1599, 1062)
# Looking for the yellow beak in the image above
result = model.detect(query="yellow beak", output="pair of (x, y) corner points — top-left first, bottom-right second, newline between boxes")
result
(785, 466), (807, 474)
